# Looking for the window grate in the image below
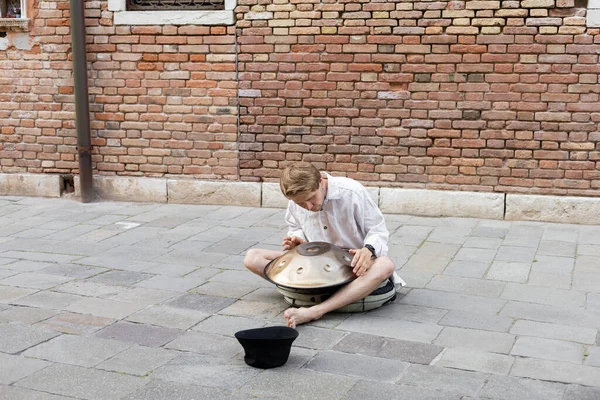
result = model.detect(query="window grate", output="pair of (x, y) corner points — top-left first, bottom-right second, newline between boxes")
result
(126, 0), (225, 11)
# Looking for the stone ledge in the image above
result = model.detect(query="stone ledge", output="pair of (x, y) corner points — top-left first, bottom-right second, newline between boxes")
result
(379, 188), (505, 219)
(506, 194), (600, 224)
(0, 173), (60, 197)
(167, 179), (260, 207)
(82, 176), (168, 203)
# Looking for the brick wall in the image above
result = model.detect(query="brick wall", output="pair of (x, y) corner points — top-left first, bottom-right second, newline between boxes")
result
(0, 1), (238, 179)
(237, 0), (600, 197)
(2, 0), (600, 197)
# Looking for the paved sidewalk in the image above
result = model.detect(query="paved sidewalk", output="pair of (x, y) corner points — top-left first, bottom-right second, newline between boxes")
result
(0, 196), (599, 400)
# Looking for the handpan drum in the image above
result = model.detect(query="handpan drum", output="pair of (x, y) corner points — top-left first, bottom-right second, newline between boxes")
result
(263, 242), (356, 292)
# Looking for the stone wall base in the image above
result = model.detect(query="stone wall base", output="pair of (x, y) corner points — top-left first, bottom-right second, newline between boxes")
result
(4, 173), (600, 225)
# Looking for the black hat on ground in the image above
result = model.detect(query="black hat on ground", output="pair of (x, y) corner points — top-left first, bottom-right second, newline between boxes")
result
(234, 326), (299, 369)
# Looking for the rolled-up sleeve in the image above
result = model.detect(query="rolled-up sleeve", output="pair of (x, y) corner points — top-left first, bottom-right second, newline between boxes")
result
(357, 192), (389, 257)
(284, 203), (307, 241)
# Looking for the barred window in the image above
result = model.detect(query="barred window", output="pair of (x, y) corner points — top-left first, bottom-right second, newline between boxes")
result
(126, 0), (225, 12)
(109, 0), (234, 25)
(0, 0), (24, 18)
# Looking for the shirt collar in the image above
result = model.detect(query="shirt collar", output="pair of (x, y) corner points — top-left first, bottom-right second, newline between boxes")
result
(322, 173), (341, 204)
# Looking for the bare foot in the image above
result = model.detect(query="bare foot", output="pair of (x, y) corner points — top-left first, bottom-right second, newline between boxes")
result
(284, 307), (322, 328)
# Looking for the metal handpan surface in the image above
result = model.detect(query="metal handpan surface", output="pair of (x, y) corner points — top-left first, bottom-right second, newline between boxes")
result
(264, 242), (356, 290)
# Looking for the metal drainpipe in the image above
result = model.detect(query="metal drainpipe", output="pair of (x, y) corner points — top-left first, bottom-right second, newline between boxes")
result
(69, 0), (94, 203)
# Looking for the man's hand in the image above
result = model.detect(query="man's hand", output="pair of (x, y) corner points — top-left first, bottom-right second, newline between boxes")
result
(282, 236), (307, 250)
(349, 247), (374, 276)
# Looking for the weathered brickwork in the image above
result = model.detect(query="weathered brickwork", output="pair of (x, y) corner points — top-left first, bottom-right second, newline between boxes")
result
(0, 2), (238, 179)
(2, 0), (600, 196)
(237, 0), (600, 197)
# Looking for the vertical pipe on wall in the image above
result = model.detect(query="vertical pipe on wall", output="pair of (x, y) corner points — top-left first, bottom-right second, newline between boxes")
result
(69, 0), (94, 203)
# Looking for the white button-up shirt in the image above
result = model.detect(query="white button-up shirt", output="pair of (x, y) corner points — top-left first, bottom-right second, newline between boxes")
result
(284, 173), (389, 256)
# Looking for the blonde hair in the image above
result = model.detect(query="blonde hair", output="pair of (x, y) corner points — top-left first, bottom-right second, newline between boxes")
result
(280, 162), (321, 198)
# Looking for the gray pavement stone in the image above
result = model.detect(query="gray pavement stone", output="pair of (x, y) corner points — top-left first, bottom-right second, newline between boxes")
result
(510, 336), (585, 363)
(205, 254), (246, 271)
(191, 314), (265, 336)
(402, 254), (452, 274)
(54, 280), (128, 298)
(398, 364), (487, 396)
(527, 271), (572, 290)
(11, 291), (84, 310)
(97, 345), (177, 376)
(38, 263), (107, 279)
(454, 247), (497, 263)
(23, 334), (131, 367)
(501, 301), (600, 329)
(346, 380), (462, 400)
(208, 269), (272, 288)
(434, 327), (515, 353)
(415, 242), (461, 258)
(584, 346), (600, 367)
(442, 260), (489, 278)
(164, 331), (243, 358)
(496, 246), (537, 263)
(240, 368), (357, 400)
(151, 353), (260, 390)
(436, 347), (514, 375)
(0, 251), (79, 264)
(95, 321), (183, 347)
(134, 275), (206, 292)
(0, 269), (17, 280)
(0, 352), (52, 384)
(123, 380), (261, 400)
(439, 310), (514, 332)
(510, 320), (598, 344)
(400, 289), (506, 315)
(65, 297), (146, 319)
(89, 270), (152, 286)
(127, 304), (209, 330)
(0, 257), (18, 265)
(486, 261), (530, 283)
(241, 287), (285, 303)
(537, 240), (577, 257)
(292, 325), (347, 350)
(140, 262), (198, 276)
(394, 270), (435, 288)
(35, 312), (115, 335)
(0, 385), (69, 400)
(563, 384), (600, 400)
(77, 256), (165, 272)
(109, 287), (178, 305)
(0, 273), (73, 290)
(367, 302), (448, 324)
(337, 314), (443, 343)
(426, 275), (505, 298)
(2, 260), (56, 272)
(165, 293), (236, 313)
(511, 358), (600, 387)
(479, 375), (566, 400)
(502, 235), (541, 248)
(573, 271), (600, 294)
(0, 322), (60, 354)
(98, 244), (171, 262)
(0, 306), (57, 325)
(306, 350), (409, 383)
(154, 249), (229, 267)
(471, 226), (508, 238)
(463, 237), (503, 249)
(219, 299), (287, 320)
(333, 332), (443, 364)
(578, 244), (600, 256)
(531, 255), (574, 274)
(15, 363), (147, 400)
(501, 283), (585, 308)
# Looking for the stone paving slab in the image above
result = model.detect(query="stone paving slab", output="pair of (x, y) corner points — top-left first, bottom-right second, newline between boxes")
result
(15, 363), (147, 400)
(0, 322), (60, 354)
(23, 334), (131, 367)
(0, 385), (70, 400)
(0, 352), (52, 385)
(305, 350), (409, 383)
(436, 347), (514, 375)
(2, 196), (600, 399)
